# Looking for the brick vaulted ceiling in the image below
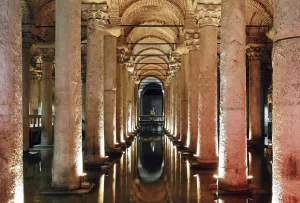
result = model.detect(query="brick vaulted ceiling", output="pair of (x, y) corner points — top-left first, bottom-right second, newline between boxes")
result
(24, 0), (274, 81)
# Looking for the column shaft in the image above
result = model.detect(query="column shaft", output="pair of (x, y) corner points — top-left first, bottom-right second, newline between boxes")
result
(0, 1), (23, 202)
(116, 63), (124, 143)
(176, 74), (181, 139)
(248, 51), (262, 144)
(272, 0), (300, 201)
(123, 70), (128, 137)
(188, 50), (200, 152)
(104, 35), (117, 149)
(52, 0), (83, 189)
(22, 36), (31, 152)
(219, 0), (247, 190)
(197, 25), (218, 163)
(41, 61), (53, 145)
(30, 78), (41, 115)
(181, 54), (189, 146)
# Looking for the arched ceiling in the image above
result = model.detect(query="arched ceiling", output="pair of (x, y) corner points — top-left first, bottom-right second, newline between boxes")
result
(24, 0), (274, 83)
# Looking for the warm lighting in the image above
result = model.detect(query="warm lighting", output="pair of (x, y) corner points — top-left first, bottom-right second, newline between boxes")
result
(213, 174), (219, 179)
(247, 175), (253, 179)
(98, 175), (105, 203)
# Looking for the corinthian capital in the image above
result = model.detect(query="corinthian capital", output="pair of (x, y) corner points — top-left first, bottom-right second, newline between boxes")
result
(193, 1), (221, 27)
(184, 30), (200, 51)
(37, 48), (55, 63)
(82, 3), (109, 28)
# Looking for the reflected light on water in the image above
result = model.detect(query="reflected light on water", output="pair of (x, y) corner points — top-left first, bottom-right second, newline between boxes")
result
(186, 161), (190, 203)
(98, 174), (105, 203)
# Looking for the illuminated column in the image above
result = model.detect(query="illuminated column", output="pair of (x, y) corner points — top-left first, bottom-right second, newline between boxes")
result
(116, 51), (124, 143)
(22, 28), (31, 152)
(127, 75), (133, 133)
(123, 69), (128, 137)
(194, 2), (220, 165)
(181, 53), (189, 145)
(84, 3), (109, 162)
(0, 1), (23, 202)
(39, 47), (55, 146)
(170, 79), (175, 135)
(104, 28), (120, 149)
(176, 72), (181, 139)
(52, 0), (83, 189)
(30, 77), (41, 115)
(185, 31), (200, 152)
(247, 46), (262, 145)
(272, 0), (300, 201)
(219, 0), (248, 190)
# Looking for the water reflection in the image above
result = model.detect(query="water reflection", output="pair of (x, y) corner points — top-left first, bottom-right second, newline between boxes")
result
(23, 128), (272, 203)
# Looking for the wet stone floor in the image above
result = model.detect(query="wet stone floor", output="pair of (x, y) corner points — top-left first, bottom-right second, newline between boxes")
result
(24, 131), (272, 203)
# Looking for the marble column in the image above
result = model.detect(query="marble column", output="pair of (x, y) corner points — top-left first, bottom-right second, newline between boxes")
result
(84, 3), (109, 162)
(164, 85), (169, 131)
(30, 77), (41, 115)
(185, 31), (200, 152)
(116, 55), (124, 143)
(181, 52), (189, 146)
(272, 0), (300, 202)
(0, 1), (23, 202)
(22, 30), (31, 152)
(247, 46), (262, 145)
(123, 69), (128, 137)
(39, 48), (55, 146)
(219, 0), (248, 190)
(104, 29), (120, 149)
(170, 79), (175, 135)
(127, 75), (133, 134)
(176, 73), (181, 139)
(52, 0), (83, 189)
(194, 3), (220, 165)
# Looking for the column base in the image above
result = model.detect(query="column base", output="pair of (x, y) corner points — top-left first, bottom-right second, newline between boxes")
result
(41, 184), (94, 196)
(218, 179), (249, 193)
(188, 157), (218, 170)
(34, 144), (54, 149)
(84, 157), (109, 168)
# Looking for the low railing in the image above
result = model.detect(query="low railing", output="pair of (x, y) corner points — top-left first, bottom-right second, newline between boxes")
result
(30, 115), (42, 128)
(29, 115), (54, 128)
(139, 115), (165, 122)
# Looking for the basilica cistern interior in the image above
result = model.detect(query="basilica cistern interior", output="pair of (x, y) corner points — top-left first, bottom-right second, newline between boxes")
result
(0, 0), (299, 202)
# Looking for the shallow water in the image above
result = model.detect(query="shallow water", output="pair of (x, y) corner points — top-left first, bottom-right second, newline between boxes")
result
(24, 131), (272, 203)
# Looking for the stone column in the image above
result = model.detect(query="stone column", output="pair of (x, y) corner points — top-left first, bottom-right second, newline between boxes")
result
(104, 28), (120, 149)
(22, 29), (31, 152)
(219, 0), (248, 190)
(180, 51), (189, 146)
(39, 47), (55, 146)
(185, 31), (200, 152)
(123, 69), (128, 137)
(247, 46), (262, 145)
(194, 2), (220, 165)
(170, 79), (175, 135)
(164, 85), (169, 130)
(52, 0), (83, 189)
(127, 75), (133, 134)
(0, 1), (23, 202)
(176, 72), (181, 139)
(30, 77), (41, 115)
(272, 0), (300, 202)
(116, 53), (124, 143)
(83, 3), (109, 163)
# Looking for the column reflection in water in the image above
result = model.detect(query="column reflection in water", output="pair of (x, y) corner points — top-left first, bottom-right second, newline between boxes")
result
(98, 174), (104, 203)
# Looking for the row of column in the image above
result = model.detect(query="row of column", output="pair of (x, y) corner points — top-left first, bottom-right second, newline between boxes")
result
(164, 0), (300, 197)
